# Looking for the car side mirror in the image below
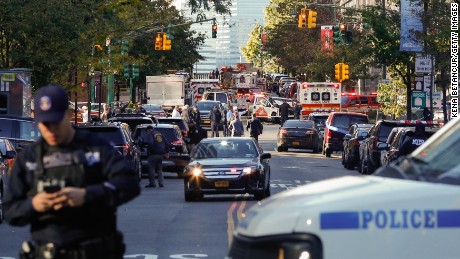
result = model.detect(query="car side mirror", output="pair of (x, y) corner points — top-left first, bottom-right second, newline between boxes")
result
(260, 153), (271, 160)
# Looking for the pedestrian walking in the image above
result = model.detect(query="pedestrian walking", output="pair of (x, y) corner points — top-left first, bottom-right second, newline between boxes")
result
(293, 101), (301, 119)
(171, 105), (181, 117)
(142, 125), (170, 188)
(100, 103), (110, 122)
(210, 106), (222, 137)
(191, 106), (201, 125)
(81, 105), (89, 123)
(3, 85), (140, 259)
(246, 113), (263, 142)
(279, 100), (290, 126)
(224, 106), (234, 137)
(182, 105), (191, 124)
(229, 113), (244, 137)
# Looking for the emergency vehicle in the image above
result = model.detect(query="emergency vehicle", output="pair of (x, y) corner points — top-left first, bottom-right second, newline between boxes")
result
(250, 95), (295, 123)
(341, 92), (381, 114)
(189, 79), (221, 105)
(228, 117), (460, 259)
(298, 82), (341, 119)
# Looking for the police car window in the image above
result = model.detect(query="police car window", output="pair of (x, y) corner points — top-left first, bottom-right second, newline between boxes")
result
(19, 121), (41, 140)
(0, 120), (13, 138)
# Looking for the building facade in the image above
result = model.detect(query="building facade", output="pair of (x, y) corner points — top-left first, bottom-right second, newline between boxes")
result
(179, 0), (269, 73)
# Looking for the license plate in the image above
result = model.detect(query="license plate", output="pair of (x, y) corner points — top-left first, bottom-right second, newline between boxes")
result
(204, 120), (210, 124)
(292, 141), (300, 145)
(214, 181), (229, 187)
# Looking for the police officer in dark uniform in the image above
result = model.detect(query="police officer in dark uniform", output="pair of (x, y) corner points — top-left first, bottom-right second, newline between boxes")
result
(143, 125), (170, 188)
(246, 114), (263, 142)
(279, 100), (290, 126)
(3, 85), (140, 259)
(210, 106), (222, 137)
(399, 123), (427, 156)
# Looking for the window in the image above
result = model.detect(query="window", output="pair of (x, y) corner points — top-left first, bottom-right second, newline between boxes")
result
(19, 121), (41, 140)
(205, 94), (214, 100)
(83, 127), (126, 146)
(360, 96), (369, 105)
(283, 120), (314, 128)
(216, 93), (227, 103)
(0, 119), (13, 138)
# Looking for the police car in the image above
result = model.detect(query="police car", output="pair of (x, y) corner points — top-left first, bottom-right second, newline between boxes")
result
(228, 118), (460, 259)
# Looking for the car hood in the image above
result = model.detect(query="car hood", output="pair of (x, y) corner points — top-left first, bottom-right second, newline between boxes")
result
(236, 175), (460, 237)
(188, 158), (259, 167)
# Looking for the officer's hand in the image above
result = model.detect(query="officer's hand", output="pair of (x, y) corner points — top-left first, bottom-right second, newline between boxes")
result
(32, 192), (59, 213)
(52, 187), (86, 210)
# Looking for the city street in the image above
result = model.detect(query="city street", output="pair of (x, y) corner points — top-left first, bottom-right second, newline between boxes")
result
(0, 123), (360, 259)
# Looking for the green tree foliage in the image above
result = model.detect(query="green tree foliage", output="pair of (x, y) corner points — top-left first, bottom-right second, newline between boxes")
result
(0, 0), (210, 90)
(377, 80), (407, 119)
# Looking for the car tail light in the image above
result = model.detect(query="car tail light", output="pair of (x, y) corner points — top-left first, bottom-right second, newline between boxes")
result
(354, 140), (360, 147)
(326, 129), (332, 139)
(280, 129), (288, 134)
(123, 144), (129, 156)
(170, 139), (183, 146)
(182, 131), (188, 138)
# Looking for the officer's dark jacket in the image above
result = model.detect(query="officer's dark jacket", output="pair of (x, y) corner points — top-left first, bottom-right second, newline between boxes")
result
(279, 102), (290, 117)
(246, 118), (263, 136)
(210, 109), (222, 123)
(399, 132), (426, 156)
(191, 110), (201, 125)
(143, 129), (170, 155)
(3, 129), (140, 246)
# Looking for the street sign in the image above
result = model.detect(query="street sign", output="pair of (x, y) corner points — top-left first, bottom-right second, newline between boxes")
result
(412, 91), (426, 108)
(415, 54), (434, 73)
(414, 76), (424, 91)
(424, 76), (431, 92)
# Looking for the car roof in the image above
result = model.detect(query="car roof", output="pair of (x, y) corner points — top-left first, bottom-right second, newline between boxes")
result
(135, 124), (177, 129)
(0, 115), (35, 121)
(330, 112), (368, 116)
(200, 137), (253, 143)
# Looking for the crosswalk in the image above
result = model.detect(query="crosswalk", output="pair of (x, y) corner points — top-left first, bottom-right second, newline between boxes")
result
(270, 179), (312, 189)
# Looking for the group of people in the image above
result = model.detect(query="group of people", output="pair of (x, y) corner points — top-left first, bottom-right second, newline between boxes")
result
(80, 101), (148, 123)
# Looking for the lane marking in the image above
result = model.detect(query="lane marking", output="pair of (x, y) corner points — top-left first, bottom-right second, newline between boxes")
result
(227, 195), (239, 248)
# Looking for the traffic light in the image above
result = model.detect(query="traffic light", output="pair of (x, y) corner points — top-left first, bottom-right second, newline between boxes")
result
(132, 64), (140, 79)
(155, 33), (163, 50)
(308, 10), (317, 29)
(121, 39), (129, 55)
(344, 26), (353, 43)
(341, 63), (349, 81)
(212, 24), (217, 38)
(334, 63), (342, 82)
(298, 8), (307, 28)
(333, 25), (342, 44)
(80, 81), (87, 88)
(162, 33), (171, 51)
(124, 64), (131, 78)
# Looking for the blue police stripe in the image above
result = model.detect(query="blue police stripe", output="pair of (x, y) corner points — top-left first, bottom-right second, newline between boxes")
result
(437, 210), (460, 228)
(320, 212), (360, 230)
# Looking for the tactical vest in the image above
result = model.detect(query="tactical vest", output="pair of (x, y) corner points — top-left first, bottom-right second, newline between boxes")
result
(28, 131), (101, 197)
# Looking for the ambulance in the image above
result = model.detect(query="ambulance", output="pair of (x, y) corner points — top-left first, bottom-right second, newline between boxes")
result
(228, 118), (460, 259)
(189, 79), (221, 105)
(297, 82), (341, 119)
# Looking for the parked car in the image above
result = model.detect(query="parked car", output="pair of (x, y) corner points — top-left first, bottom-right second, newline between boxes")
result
(77, 122), (142, 181)
(306, 112), (330, 135)
(381, 126), (439, 167)
(157, 117), (190, 142)
(360, 120), (440, 174)
(0, 115), (41, 151)
(0, 138), (17, 224)
(108, 113), (156, 132)
(342, 123), (373, 170)
(142, 104), (166, 118)
(276, 119), (322, 153)
(133, 124), (190, 175)
(322, 112), (369, 157)
(183, 137), (271, 201)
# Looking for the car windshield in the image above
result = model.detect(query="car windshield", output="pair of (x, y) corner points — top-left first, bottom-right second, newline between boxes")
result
(81, 127), (125, 146)
(196, 102), (218, 111)
(332, 115), (368, 129)
(191, 140), (258, 159)
(134, 127), (178, 142)
(143, 105), (162, 111)
(157, 119), (187, 131)
(283, 120), (314, 128)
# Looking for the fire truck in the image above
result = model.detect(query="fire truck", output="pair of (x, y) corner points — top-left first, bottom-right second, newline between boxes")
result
(297, 82), (341, 119)
(341, 92), (381, 114)
(189, 79), (221, 105)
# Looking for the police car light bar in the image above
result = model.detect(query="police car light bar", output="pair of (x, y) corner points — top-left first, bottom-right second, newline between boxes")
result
(398, 120), (439, 125)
